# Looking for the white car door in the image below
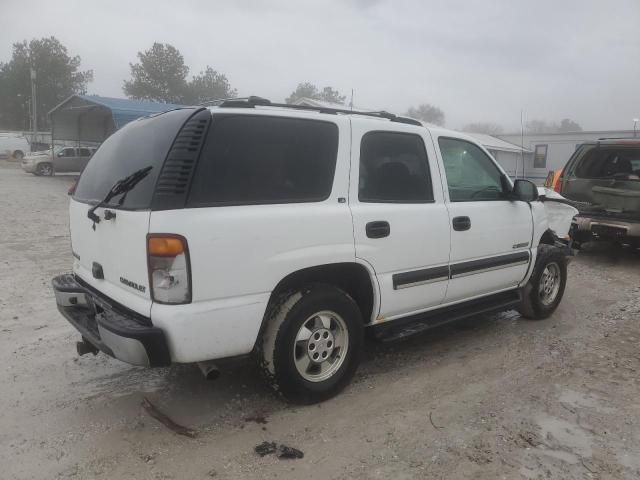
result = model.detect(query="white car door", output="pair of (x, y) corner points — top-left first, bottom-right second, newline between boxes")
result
(433, 134), (533, 303)
(349, 120), (451, 322)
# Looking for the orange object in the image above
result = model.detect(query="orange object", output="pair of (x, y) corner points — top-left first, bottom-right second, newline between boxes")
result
(543, 169), (562, 193)
(544, 171), (555, 188)
(148, 236), (186, 257)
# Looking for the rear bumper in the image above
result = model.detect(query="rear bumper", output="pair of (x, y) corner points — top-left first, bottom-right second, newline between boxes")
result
(572, 215), (640, 243)
(52, 274), (170, 367)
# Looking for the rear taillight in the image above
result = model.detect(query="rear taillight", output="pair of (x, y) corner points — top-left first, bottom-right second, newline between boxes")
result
(554, 175), (563, 193)
(68, 179), (78, 196)
(147, 234), (191, 304)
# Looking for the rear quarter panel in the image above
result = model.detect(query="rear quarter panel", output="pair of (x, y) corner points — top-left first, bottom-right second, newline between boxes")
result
(149, 203), (355, 303)
(148, 114), (356, 361)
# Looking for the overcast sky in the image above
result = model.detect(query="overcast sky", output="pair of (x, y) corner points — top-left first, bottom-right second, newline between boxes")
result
(2, 0), (639, 131)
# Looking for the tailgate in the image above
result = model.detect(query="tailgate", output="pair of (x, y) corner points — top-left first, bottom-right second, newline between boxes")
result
(70, 199), (152, 316)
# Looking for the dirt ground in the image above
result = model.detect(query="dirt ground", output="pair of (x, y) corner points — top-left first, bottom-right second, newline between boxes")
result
(1, 160), (639, 480)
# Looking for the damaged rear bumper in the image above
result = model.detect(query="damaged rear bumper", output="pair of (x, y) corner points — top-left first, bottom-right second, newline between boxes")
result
(52, 274), (170, 367)
(572, 214), (640, 244)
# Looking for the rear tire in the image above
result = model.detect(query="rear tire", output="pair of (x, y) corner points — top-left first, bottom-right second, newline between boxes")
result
(12, 150), (24, 160)
(257, 284), (363, 404)
(518, 245), (567, 320)
(36, 162), (54, 176)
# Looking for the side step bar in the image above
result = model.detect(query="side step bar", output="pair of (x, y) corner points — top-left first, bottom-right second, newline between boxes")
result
(372, 289), (522, 342)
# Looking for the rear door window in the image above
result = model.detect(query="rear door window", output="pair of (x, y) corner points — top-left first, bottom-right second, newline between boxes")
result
(61, 147), (76, 157)
(187, 115), (339, 206)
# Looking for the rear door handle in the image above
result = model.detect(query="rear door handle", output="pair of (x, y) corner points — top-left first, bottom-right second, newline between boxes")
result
(366, 221), (390, 239)
(452, 216), (471, 231)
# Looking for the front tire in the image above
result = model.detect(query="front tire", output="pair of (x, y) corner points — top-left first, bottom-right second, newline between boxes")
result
(36, 162), (54, 176)
(13, 150), (24, 160)
(257, 284), (363, 404)
(518, 245), (567, 320)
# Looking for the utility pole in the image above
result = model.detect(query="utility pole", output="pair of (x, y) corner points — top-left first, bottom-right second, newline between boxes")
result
(30, 67), (37, 149)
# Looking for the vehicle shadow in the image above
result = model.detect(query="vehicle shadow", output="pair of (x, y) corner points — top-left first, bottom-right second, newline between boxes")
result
(107, 308), (519, 431)
(575, 241), (640, 267)
(105, 244), (640, 429)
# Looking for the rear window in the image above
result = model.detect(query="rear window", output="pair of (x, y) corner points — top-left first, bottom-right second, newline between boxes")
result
(574, 145), (640, 179)
(187, 115), (338, 206)
(73, 108), (193, 209)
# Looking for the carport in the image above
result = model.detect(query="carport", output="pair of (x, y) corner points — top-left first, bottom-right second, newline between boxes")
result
(48, 95), (183, 146)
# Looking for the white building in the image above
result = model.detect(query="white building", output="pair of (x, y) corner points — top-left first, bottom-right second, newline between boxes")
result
(497, 130), (639, 183)
(464, 133), (531, 179)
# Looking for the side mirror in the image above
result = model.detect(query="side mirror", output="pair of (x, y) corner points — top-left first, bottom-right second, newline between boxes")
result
(57, 151), (64, 157)
(513, 179), (539, 202)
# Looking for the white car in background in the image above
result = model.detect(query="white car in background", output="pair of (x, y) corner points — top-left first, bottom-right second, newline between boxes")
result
(0, 132), (30, 160)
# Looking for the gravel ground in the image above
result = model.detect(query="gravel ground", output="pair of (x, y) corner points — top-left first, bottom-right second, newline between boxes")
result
(1, 160), (640, 480)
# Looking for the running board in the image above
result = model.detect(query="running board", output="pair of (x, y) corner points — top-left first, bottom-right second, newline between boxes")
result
(372, 289), (522, 342)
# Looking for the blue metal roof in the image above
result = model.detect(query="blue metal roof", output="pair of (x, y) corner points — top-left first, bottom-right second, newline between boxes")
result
(78, 95), (184, 128)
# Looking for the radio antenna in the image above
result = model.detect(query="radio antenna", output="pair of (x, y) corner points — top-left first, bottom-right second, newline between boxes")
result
(520, 109), (525, 179)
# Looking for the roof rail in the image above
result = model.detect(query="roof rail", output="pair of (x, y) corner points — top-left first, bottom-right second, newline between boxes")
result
(215, 96), (423, 126)
(597, 136), (640, 141)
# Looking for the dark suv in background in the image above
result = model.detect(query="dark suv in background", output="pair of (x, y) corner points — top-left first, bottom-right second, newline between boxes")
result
(554, 139), (640, 247)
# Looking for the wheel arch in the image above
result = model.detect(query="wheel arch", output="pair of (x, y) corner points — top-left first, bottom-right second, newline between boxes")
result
(271, 262), (378, 322)
(254, 262), (379, 353)
(538, 228), (557, 246)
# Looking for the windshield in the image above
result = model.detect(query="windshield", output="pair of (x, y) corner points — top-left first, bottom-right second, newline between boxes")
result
(73, 108), (191, 209)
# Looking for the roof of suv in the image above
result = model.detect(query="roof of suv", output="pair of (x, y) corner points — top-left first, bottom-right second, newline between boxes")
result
(578, 138), (640, 146)
(207, 96), (422, 126)
(205, 96), (474, 143)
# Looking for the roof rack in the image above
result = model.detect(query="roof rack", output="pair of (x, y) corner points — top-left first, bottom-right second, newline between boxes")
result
(199, 96), (254, 107)
(214, 96), (423, 126)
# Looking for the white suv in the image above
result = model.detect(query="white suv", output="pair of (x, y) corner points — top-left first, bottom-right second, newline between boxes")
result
(53, 97), (571, 403)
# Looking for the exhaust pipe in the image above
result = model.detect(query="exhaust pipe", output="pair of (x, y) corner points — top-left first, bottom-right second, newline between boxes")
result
(197, 361), (220, 380)
(77, 338), (99, 356)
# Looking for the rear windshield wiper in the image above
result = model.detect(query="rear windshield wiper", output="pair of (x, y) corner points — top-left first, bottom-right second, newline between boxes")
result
(87, 166), (153, 227)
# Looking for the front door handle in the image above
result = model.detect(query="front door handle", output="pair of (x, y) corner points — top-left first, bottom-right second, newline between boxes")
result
(366, 221), (390, 239)
(452, 216), (471, 231)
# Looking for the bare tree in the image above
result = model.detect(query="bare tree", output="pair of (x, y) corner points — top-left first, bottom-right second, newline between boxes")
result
(286, 82), (346, 104)
(405, 104), (445, 126)
(462, 122), (504, 135)
(0, 36), (92, 130)
(124, 43), (236, 104)
(558, 118), (582, 132)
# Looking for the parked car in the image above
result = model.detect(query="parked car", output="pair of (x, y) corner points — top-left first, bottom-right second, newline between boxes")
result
(21, 146), (96, 176)
(553, 139), (640, 247)
(0, 132), (30, 159)
(52, 98), (573, 403)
